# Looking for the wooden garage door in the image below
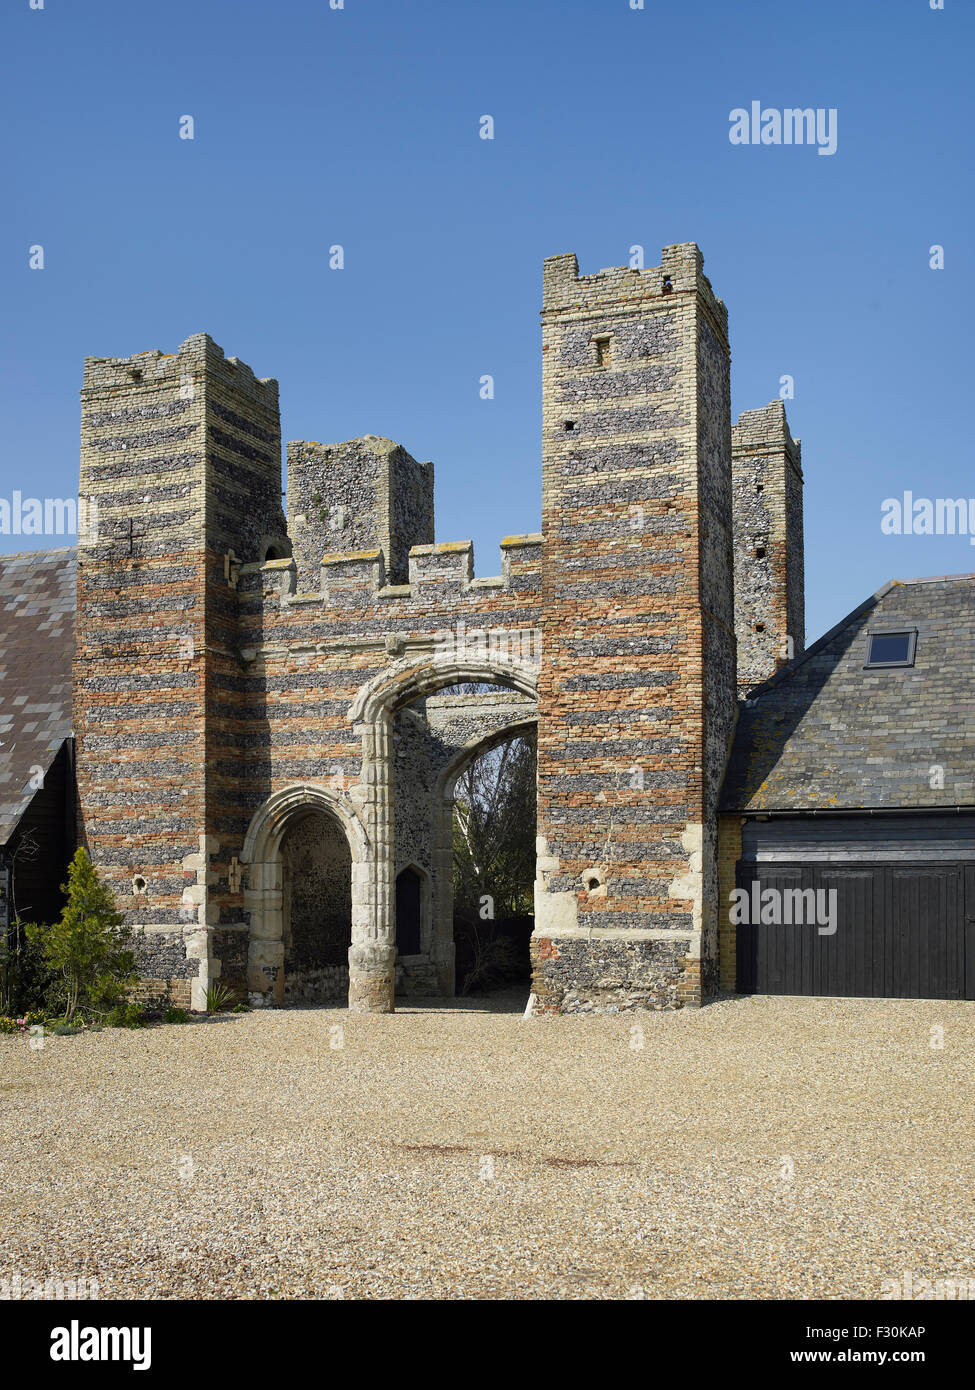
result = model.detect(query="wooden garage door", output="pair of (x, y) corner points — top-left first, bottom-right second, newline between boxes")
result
(736, 861), (970, 1000)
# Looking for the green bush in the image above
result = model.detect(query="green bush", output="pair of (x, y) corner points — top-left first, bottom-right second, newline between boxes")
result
(25, 849), (136, 1023)
(231, 1002), (250, 1013)
(49, 1020), (82, 1037)
(104, 1001), (148, 1029)
(162, 1006), (190, 1024)
(0, 921), (56, 1018)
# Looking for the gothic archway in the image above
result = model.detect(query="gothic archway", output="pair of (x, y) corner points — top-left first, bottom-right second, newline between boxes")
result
(239, 783), (370, 1006)
(347, 652), (539, 1011)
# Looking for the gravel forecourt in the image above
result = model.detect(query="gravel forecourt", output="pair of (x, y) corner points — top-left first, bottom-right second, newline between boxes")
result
(1, 992), (973, 1301)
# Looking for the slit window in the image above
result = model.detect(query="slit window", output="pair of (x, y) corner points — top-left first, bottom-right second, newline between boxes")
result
(865, 630), (917, 668)
(594, 337), (611, 368)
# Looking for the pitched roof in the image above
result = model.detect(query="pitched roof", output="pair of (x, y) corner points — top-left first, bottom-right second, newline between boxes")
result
(721, 572), (975, 812)
(0, 548), (76, 845)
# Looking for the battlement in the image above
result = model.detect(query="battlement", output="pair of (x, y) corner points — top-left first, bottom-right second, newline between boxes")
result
(240, 533), (543, 611)
(542, 243), (728, 336)
(82, 333), (279, 411)
(733, 400), (802, 474)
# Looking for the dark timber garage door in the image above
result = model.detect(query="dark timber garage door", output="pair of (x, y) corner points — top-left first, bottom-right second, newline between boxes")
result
(736, 815), (975, 1000)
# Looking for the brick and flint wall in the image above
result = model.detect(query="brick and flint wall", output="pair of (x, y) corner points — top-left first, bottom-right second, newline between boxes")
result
(71, 246), (798, 1014)
(75, 335), (286, 1008)
(231, 534), (543, 1003)
(74, 325), (542, 1007)
(532, 245), (737, 1011)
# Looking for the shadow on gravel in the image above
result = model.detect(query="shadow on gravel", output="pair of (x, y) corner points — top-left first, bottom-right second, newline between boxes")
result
(397, 987), (530, 1015)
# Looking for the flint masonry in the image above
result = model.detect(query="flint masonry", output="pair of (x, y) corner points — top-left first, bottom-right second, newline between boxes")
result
(8, 245), (972, 1009)
(62, 243), (815, 1014)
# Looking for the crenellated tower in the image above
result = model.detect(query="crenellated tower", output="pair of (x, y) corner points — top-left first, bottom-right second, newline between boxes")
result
(532, 245), (737, 1010)
(74, 334), (286, 1008)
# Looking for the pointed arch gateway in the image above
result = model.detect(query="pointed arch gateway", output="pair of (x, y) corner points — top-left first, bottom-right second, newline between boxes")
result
(348, 651), (540, 1012)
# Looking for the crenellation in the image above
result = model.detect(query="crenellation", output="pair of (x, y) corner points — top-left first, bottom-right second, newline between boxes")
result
(67, 243), (806, 1014)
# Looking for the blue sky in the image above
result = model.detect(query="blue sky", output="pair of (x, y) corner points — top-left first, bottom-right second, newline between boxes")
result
(2, 0), (971, 642)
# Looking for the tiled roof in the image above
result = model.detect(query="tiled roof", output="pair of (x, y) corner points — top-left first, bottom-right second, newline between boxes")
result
(721, 573), (975, 812)
(0, 548), (76, 844)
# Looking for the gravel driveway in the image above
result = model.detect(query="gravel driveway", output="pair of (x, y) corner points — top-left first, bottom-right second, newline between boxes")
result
(2, 992), (973, 1300)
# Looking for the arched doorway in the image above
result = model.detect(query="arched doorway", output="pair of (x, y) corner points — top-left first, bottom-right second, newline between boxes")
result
(395, 865), (424, 956)
(239, 782), (370, 1008)
(280, 809), (352, 1003)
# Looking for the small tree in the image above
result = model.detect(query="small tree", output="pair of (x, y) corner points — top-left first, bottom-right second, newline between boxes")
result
(26, 849), (136, 1021)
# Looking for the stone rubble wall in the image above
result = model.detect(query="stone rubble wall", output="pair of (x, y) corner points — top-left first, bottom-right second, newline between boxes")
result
(731, 400), (804, 692)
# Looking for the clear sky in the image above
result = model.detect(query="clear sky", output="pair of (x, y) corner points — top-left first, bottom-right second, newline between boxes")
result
(2, 0), (971, 643)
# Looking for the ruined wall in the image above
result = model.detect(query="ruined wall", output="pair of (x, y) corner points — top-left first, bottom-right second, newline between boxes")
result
(229, 533), (544, 1002)
(287, 436), (433, 591)
(732, 401), (804, 692)
(532, 245), (734, 1012)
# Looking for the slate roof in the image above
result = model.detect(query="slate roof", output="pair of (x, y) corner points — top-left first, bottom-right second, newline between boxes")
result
(721, 572), (975, 812)
(0, 548), (76, 845)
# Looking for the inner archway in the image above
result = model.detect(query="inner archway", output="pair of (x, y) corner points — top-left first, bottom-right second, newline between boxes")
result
(449, 725), (537, 997)
(280, 808), (352, 1003)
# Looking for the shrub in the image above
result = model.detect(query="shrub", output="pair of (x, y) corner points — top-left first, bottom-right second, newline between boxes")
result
(25, 849), (136, 1023)
(49, 1020), (82, 1037)
(0, 1016), (18, 1035)
(0, 921), (56, 1018)
(231, 1002), (250, 1014)
(162, 1006), (190, 1025)
(104, 1001), (147, 1029)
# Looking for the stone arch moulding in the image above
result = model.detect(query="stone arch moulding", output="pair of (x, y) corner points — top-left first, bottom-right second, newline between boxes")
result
(347, 652), (540, 1013)
(239, 782), (371, 1007)
(435, 715), (539, 804)
(349, 652), (540, 725)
